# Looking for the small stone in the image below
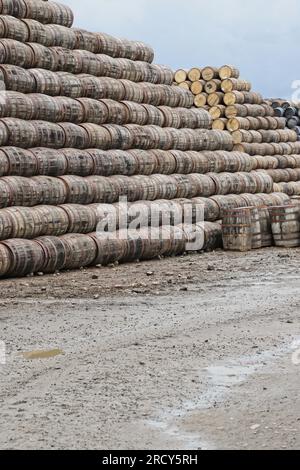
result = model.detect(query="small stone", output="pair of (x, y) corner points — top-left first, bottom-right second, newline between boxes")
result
(93, 294), (100, 300)
(207, 265), (215, 271)
(146, 271), (154, 276)
(250, 424), (260, 431)
(37, 272), (44, 277)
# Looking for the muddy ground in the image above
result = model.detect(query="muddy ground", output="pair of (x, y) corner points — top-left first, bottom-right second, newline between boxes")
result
(0, 247), (299, 450)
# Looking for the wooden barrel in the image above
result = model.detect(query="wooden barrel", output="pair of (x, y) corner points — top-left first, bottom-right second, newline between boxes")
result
(0, 38), (35, 68)
(202, 66), (219, 81)
(74, 97), (107, 125)
(35, 235), (67, 273)
(221, 79), (251, 93)
(58, 122), (89, 149)
(32, 120), (66, 148)
(224, 91), (263, 106)
(100, 99), (129, 125)
(207, 92), (224, 107)
(174, 69), (187, 84)
(123, 101), (148, 125)
(0, 178), (11, 208)
(60, 204), (96, 234)
(249, 207), (262, 249)
(59, 175), (93, 205)
(27, 1), (74, 27)
(201, 222), (222, 251)
(0, 242), (10, 276)
(1, 147), (37, 176)
(28, 68), (61, 95)
(194, 92), (208, 107)
(191, 197), (219, 221)
(22, 18), (49, 44)
(28, 42), (58, 71)
(89, 231), (125, 265)
(139, 227), (165, 261)
(212, 118), (227, 130)
(251, 171), (273, 193)
(89, 149), (127, 176)
(209, 105), (226, 119)
(256, 205), (273, 248)
(210, 194), (246, 218)
(211, 172), (243, 195)
(178, 81), (191, 91)
(0, 64), (35, 93)
(54, 96), (85, 123)
(3, 175), (41, 206)
(27, 93), (61, 122)
(31, 147), (67, 176)
(222, 207), (253, 252)
(34, 205), (69, 236)
(61, 149), (93, 177)
(2, 239), (45, 277)
(104, 123), (133, 149)
(127, 149), (157, 175)
(5, 206), (42, 239)
(73, 28), (98, 53)
(269, 205), (300, 248)
(60, 233), (97, 270)
(143, 104), (164, 126)
(0, 0), (27, 18)
(51, 46), (82, 74)
(0, 208), (13, 240)
(32, 175), (66, 205)
(175, 86), (194, 108)
(150, 149), (176, 174)
(188, 67), (201, 82)
(225, 104), (266, 119)
(51, 23), (77, 47)
(190, 80), (205, 95)
(157, 106), (180, 128)
(1, 117), (37, 147)
(219, 65), (240, 80)
(227, 117), (250, 131)
(0, 15), (29, 42)
(204, 79), (221, 94)
(87, 175), (119, 203)
(119, 79), (144, 103)
(78, 122), (111, 149)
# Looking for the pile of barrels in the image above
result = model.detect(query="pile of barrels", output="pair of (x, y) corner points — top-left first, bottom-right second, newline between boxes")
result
(174, 65), (300, 155)
(266, 99), (300, 138)
(0, 1), (299, 278)
(174, 65), (300, 199)
(0, 222), (225, 277)
(222, 200), (300, 251)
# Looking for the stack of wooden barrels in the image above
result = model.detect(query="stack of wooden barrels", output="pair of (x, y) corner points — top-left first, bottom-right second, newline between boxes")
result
(174, 65), (300, 197)
(174, 66), (300, 154)
(266, 99), (300, 137)
(0, 1), (298, 278)
(222, 201), (300, 251)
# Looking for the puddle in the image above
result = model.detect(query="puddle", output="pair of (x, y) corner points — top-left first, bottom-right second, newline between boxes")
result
(146, 338), (299, 449)
(21, 349), (64, 360)
(147, 418), (213, 450)
(206, 364), (257, 387)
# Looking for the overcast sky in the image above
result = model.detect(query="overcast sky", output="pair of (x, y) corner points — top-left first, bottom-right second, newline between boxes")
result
(63, 0), (300, 99)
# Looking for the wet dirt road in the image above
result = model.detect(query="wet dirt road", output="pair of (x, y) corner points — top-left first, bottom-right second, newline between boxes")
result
(0, 248), (299, 449)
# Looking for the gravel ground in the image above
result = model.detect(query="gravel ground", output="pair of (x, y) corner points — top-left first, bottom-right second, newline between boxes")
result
(0, 247), (299, 450)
